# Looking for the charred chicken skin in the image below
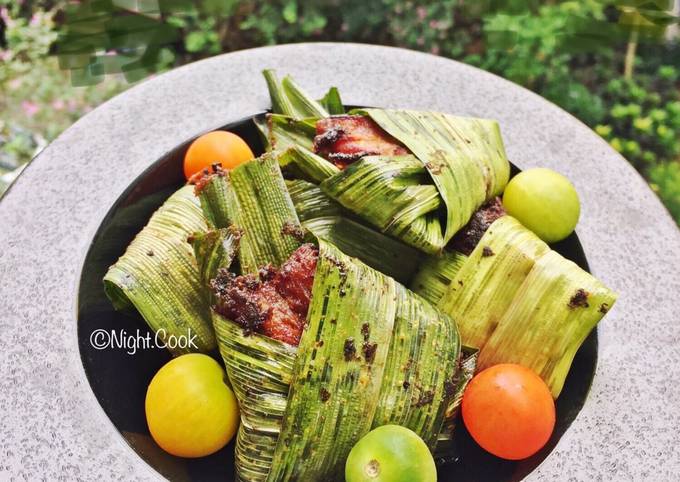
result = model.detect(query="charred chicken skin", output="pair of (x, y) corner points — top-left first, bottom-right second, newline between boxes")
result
(449, 197), (506, 256)
(313, 115), (409, 169)
(212, 243), (318, 346)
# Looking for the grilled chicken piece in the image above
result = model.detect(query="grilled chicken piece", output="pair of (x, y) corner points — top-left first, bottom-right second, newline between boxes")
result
(212, 244), (318, 346)
(273, 244), (318, 317)
(449, 197), (506, 256)
(313, 115), (409, 169)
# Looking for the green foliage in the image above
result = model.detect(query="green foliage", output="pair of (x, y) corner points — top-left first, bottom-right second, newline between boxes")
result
(1, 0), (679, 227)
(239, 1), (330, 44)
(0, 1), (126, 176)
(595, 68), (680, 171)
(380, 1), (473, 57)
(469, 1), (612, 125)
(0, 1), (58, 84)
(55, 1), (182, 84)
(650, 162), (680, 222)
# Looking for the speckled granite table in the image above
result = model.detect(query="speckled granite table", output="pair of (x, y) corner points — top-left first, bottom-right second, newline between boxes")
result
(1, 44), (679, 481)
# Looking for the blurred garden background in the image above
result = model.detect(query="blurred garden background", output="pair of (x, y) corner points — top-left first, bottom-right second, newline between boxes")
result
(1, 0), (679, 224)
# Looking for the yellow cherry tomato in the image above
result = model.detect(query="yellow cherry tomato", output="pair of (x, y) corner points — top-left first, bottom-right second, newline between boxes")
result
(145, 354), (239, 458)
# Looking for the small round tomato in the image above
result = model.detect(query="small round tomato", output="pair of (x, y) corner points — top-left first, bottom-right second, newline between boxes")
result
(183, 130), (254, 180)
(502, 168), (580, 243)
(145, 354), (239, 458)
(462, 363), (555, 460)
(345, 425), (437, 482)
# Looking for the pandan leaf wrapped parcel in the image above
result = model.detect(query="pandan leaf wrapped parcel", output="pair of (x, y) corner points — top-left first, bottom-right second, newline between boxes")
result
(260, 70), (511, 255)
(103, 185), (215, 354)
(413, 215), (617, 398)
(257, 71), (617, 400)
(194, 157), (472, 481)
(221, 240), (459, 481)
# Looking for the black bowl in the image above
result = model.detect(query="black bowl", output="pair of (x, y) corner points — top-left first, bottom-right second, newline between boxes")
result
(77, 113), (597, 481)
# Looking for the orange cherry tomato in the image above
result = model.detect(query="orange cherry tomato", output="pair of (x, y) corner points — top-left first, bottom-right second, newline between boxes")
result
(461, 363), (555, 460)
(183, 130), (254, 180)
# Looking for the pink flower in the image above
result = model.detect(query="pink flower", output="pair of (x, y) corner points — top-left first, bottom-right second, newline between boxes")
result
(0, 50), (10, 62)
(416, 36), (425, 46)
(21, 101), (39, 117)
(29, 14), (40, 26)
(8, 78), (21, 90)
(430, 45), (440, 55)
(52, 99), (65, 110)
(417, 7), (427, 21)
(0, 7), (10, 23)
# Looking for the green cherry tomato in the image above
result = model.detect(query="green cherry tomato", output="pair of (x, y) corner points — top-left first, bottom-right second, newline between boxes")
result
(502, 168), (581, 243)
(345, 425), (437, 482)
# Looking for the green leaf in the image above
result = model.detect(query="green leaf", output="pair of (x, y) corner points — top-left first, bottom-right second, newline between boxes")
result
(263, 69), (296, 117)
(103, 186), (215, 355)
(438, 216), (617, 398)
(184, 31), (206, 52)
(286, 178), (424, 283)
(318, 86), (345, 115)
(278, 145), (339, 184)
(266, 114), (317, 154)
(189, 227), (240, 292)
(282, 1), (297, 24)
(321, 154), (445, 254)
(197, 156), (304, 274)
(409, 249), (468, 305)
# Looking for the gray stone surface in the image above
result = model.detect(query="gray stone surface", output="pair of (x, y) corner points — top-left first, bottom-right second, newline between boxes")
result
(1, 43), (679, 481)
